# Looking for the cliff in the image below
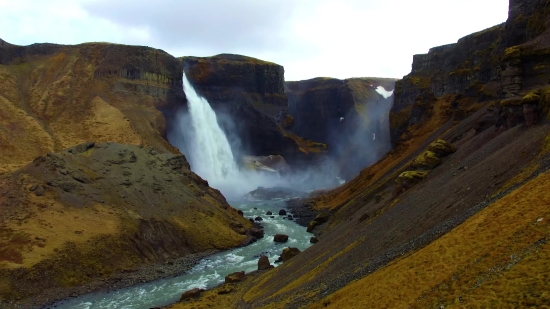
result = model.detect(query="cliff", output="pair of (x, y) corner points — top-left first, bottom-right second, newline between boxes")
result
(0, 142), (254, 306)
(182, 54), (326, 164)
(390, 0), (550, 146)
(287, 77), (396, 179)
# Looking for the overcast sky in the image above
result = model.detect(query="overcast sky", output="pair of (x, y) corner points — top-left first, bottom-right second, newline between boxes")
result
(1, 0), (509, 81)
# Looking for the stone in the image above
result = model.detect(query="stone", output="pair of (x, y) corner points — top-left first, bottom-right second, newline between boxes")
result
(274, 234), (288, 243)
(278, 209), (287, 216)
(266, 211), (272, 215)
(179, 288), (203, 301)
(249, 228), (264, 239)
(34, 185), (45, 197)
(254, 216), (263, 222)
(280, 247), (301, 262)
(225, 271), (246, 283)
(217, 285), (233, 295)
(257, 255), (274, 270)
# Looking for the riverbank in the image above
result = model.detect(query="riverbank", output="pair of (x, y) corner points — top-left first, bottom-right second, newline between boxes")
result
(2, 250), (219, 309)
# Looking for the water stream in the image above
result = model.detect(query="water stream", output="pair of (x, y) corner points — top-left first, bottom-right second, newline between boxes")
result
(52, 199), (312, 309)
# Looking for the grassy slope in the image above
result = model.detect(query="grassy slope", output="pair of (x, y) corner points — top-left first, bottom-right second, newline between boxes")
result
(309, 169), (550, 308)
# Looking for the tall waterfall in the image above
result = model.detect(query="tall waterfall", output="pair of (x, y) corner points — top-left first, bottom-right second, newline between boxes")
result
(181, 73), (239, 188)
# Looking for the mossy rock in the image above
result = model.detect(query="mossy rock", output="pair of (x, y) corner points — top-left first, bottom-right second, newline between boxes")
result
(428, 140), (456, 156)
(306, 221), (319, 233)
(522, 89), (542, 104)
(313, 213), (330, 224)
(500, 97), (523, 107)
(503, 46), (522, 60)
(397, 171), (429, 182)
(411, 151), (441, 169)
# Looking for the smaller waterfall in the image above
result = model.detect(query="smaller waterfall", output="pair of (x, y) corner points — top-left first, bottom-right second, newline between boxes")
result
(181, 73), (239, 188)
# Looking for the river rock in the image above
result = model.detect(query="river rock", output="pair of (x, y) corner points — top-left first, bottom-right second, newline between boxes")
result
(225, 271), (246, 283)
(274, 234), (288, 243)
(258, 255), (274, 270)
(266, 211), (273, 215)
(179, 287), (203, 301)
(249, 227), (264, 239)
(278, 209), (287, 216)
(255, 216), (263, 222)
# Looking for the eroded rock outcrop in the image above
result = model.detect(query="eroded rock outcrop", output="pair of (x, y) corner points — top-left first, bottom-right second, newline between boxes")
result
(390, 0), (550, 146)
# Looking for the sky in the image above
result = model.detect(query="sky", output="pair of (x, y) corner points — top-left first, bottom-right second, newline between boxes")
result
(1, 0), (509, 81)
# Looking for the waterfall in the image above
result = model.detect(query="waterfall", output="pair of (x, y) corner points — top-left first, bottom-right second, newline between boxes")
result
(181, 73), (239, 188)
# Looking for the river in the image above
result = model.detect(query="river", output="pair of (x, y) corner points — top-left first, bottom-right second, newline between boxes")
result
(50, 198), (312, 309)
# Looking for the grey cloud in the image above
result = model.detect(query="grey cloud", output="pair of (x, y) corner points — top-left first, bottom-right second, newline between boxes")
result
(82, 0), (312, 57)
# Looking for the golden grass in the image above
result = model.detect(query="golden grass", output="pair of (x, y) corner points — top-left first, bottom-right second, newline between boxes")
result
(0, 201), (120, 269)
(308, 170), (550, 308)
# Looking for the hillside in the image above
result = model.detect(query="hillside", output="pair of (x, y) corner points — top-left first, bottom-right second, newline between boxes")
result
(0, 142), (256, 307)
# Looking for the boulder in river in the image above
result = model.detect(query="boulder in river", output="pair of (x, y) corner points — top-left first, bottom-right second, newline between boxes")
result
(266, 211), (273, 215)
(225, 271), (246, 283)
(255, 216), (263, 222)
(274, 234), (289, 243)
(279, 209), (287, 216)
(179, 287), (204, 301)
(249, 227), (264, 239)
(258, 255), (274, 270)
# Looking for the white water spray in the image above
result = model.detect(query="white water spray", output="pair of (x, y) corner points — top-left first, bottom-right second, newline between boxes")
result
(181, 73), (239, 189)
(176, 73), (354, 199)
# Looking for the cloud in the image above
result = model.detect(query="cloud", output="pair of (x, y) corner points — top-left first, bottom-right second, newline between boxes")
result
(0, 0), (509, 80)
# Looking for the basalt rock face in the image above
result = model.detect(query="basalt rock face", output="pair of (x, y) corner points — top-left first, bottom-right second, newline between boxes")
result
(390, 0), (550, 147)
(287, 77), (396, 180)
(0, 142), (253, 304)
(0, 39), (186, 176)
(182, 54), (307, 163)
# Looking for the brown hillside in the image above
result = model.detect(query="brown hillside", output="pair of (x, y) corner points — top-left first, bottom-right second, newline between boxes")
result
(0, 40), (185, 176)
(0, 142), (254, 307)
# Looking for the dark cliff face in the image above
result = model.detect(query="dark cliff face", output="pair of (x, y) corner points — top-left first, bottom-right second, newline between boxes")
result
(390, 0), (550, 147)
(181, 54), (310, 163)
(287, 77), (396, 180)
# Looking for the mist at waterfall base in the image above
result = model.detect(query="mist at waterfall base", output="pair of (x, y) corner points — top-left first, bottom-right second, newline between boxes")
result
(168, 74), (394, 199)
(324, 83), (396, 181)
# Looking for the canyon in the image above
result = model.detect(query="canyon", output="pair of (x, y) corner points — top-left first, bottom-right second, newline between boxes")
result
(0, 0), (549, 308)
